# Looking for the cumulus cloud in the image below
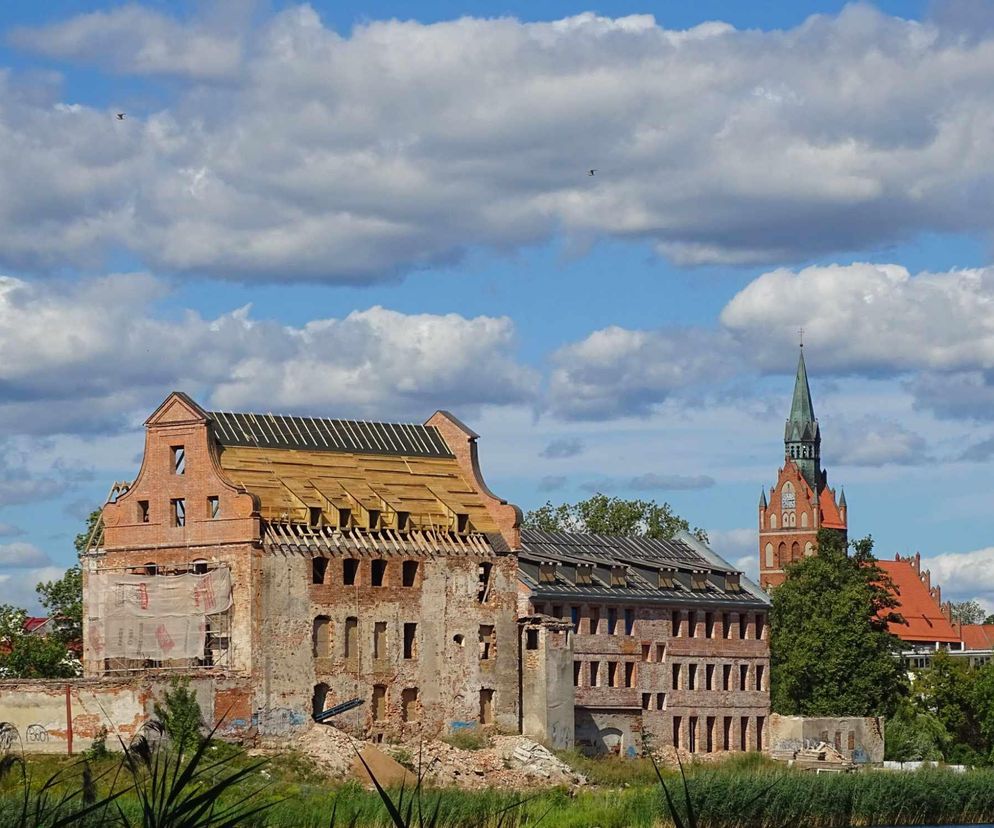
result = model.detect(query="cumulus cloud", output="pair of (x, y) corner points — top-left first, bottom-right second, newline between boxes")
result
(0, 542), (50, 568)
(834, 417), (931, 467)
(0, 566), (65, 611)
(540, 438), (583, 459)
(923, 547), (994, 613)
(8, 5), (244, 79)
(7, 6), (994, 280)
(0, 275), (537, 435)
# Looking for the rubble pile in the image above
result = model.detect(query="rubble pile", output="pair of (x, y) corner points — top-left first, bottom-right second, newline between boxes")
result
(493, 735), (587, 785)
(770, 740), (854, 772)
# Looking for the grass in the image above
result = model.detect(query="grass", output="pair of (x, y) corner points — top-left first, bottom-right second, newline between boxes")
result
(5, 740), (994, 827)
(438, 727), (490, 751)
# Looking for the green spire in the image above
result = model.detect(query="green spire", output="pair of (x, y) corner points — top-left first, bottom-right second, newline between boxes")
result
(789, 347), (816, 428)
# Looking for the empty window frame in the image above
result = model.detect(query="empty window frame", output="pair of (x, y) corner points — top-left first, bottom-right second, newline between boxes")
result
(526, 629), (539, 650)
(642, 643), (651, 661)
(402, 560), (419, 587)
(642, 693), (651, 710)
(373, 622), (387, 660)
(706, 663), (715, 690)
(656, 643), (665, 662)
(673, 716), (682, 749)
(722, 663), (732, 691)
(308, 507), (322, 528)
(608, 607), (618, 635)
(590, 661), (601, 687)
(138, 500), (150, 523)
(456, 513), (469, 534)
(656, 692), (665, 710)
(403, 622), (417, 659)
(687, 610), (697, 638)
(625, 661), (636, 688)
(478, 562), (493, 602)
(193, 559), (208, 574)
(691, 572), (707, 590)
(608, 662), (619, 688)
(343, 559), (359, 586)
(479, 689), (495, 725)
(705, 612), (715, 639)
(171, 446), (185, 475)
(756, 716), (765, 751)
(610, 566), (627, 587)
(624, 608), (635, 636)
(574, 661), (582, 686)
(671, 610), (681, 637)
(371, 559), (387, 587)
(688, 663), (698, 690)
(723, 612), (732, 639)
(368, 509), (381, 531)
(672, 663), (681, 690)
(372, 685), (387, 721)
(739, 613), (749, 639)
(756, 664), (765, 692)
(739, 664), (749, 691)
(208, 495), (220, 519)
(571, 606), (581, 632)
(312, 557), (328, 585)
(589, 606), (600, 634)
(539, 564), (557, 584)
(171, 498), (186, 528)
(396, 511), (410, 532)
(338, 508), (352, 530)
(755, 613), (766, 641)
(479, 625), (495, 660)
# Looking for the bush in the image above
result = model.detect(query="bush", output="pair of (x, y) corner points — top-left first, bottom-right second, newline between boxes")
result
(152, 677), (203, 754)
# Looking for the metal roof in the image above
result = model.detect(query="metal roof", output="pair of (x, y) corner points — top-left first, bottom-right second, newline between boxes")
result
(209, 410), (453, 458)
(519, 529), (768, 608)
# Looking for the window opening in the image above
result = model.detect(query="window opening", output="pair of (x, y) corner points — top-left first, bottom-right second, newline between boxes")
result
(171, 498), (185, 528)
(739, 613), (749, 639)
(722, 664), (732, 691)
(526, 629), (539, 650)
(312, 558), (328, 585)
(401, 688), (419, 722)
(171, 446), (185, 475)
(343, 559), (359, 586)
(338, 508), (352, 530)
(739, 664), (749, 691)
(705, 612), (715, 638)
(706, 716), (716, 753)
(688, 716), (698, 753)
(138, 500), (150, 523)
(756, 613), (766, 640)
(625, 661), (635, 687)
(308, 507), (322, 528)
(590, 661), (600, 687)
(673, 716), (682, 749)
(574, 661), (581, 686)
(478, 562), (493, 602)
(672, 663), (681, 690)
(642, 643), (651, 661)
(479, 689), (494, 725)
(312, 683), (329, 718)
(372, 685), (387, 721)
(624, 608), (635, 635)
(723, 612), (731, 639)
(672, 610), (681, 636)
(144, 562), (158, 576)
(402, 560), (419, 587)
(313, 616), (331, 658)
(687, 610), (696, 638)
(656, 643), (665, 661)
(576, 564), (593, 585)
(403, 623), (417, 659)
(456, 513), (469, 533)
(479, 625), (495, 660)
(373, 622), (387, 660)
(570, 606), (580, 632)
(368, 509), (381, 531)
(193, 560), (208, 575)
(589, 606), (600, 634)
(756, 716), (765, 751)
(706, 663), (715, 690)
(608, 607), (618, 635)
(657, 692), (665, 710)
(642, 693), (651, 710)
(396, 511), (410, 532)
(740, 717), (749, 751)
(371, 559), (387, 587)
(723, 717), (732, 751)
(688, 663), (697, 690)
(208, 496), (220, 519)
(608, 662), (619, 687)
(756, 664), (765, 691)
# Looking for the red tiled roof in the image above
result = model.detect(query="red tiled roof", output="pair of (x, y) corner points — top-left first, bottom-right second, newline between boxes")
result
(819, 487), (846, 529)
(876, 559), (960, 643)
(22, 617), (49, 633)
(960, 624), (994, 651)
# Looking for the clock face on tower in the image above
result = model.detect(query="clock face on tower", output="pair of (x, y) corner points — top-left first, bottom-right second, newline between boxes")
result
(782, 489), (796, 509)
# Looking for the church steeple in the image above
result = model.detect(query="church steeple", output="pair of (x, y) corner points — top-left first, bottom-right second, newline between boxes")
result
(784, 346), (821, 493)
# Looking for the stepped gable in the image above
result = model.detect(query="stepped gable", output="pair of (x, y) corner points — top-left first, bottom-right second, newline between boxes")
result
(876, 553), (959, 644)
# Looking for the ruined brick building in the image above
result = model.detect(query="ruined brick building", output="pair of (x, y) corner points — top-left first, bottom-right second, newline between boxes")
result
(759, 346), (847, 589)
(80, 391), (769, 754)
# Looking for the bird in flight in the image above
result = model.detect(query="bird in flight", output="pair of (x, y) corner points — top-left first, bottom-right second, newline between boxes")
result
(116, 113), (125, 120)
(588, 169), (597, 176)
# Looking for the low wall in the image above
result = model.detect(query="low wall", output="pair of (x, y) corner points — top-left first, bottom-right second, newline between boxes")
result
(0, 676), (217, 754)
(770, 713), (885, 764)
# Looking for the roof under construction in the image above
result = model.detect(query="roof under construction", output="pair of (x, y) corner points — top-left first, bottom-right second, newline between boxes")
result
(210, 410), (452, 458)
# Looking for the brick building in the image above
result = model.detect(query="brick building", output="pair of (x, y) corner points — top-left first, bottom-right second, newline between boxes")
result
(518, 531), (770, 757)
(81, 391), (770, 754)
(85, 392), (522, 739)
(759, 347), (847, 589)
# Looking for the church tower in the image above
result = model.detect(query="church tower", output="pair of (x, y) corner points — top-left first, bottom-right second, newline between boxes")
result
(759, 347), (847, 590)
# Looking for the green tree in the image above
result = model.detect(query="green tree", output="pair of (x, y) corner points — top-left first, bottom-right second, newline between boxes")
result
(0, 633), (79, 678)
(949, 600), (986, 626)
(34, 507), (100, 644)
(0, 604), (27, 641)
(915, 650), (980, 752)
(972, 661), (994, 760)
(523, 494), (708, 542)
(770, 529), (907, 717)
(885, 700), (950, 762)
(74, 507), (103, 555)
(154, 677), (204, 753)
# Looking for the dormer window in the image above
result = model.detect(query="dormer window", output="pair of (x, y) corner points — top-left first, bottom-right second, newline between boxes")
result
(368, 509), (381, 531)
(576, 564), (593, 586)
(611, 566), (628, 588)
(171, 446), (185, 475)
(538, 563), (557, 584)
(396, 511), (410, 532)
(308, 507), (322, 528)
(338, 508), (352, 530)
(658, 569), (675, 589)
(691, 571), (707, 590)
(456, 513), (470, 534)
(726, 573), (741, 592)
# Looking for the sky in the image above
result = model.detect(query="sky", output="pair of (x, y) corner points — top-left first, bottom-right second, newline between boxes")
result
(1, 0), (994, 613)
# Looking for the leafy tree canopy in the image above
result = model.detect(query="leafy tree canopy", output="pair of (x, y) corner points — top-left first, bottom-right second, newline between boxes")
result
(36, 566), (82, 643)
(770, 528), (907, 717)
(523, 494), (708, 543)
(0, 634), (80, 679)
(949, 600), (987, 626)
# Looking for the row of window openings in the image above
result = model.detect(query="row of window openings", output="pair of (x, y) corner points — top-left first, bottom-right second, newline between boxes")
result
(535, 604), (765, 640)
(313, 618), (497, 662)
(538, 564), (737, 592)
(137, 496), (219, 527)
(766, 512), (808, 529)
(672, 715), (765, 753)
(670, 662), (766, 692)
(307, 507), (471, 534)
(128, 561), (209, 576)
(362, 685), (495, 725)
(313, 558), (493, 600)
(573, 660), (637, 688)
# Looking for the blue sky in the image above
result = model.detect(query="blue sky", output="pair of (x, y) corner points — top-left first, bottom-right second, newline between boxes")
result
(2, 0), (994, 612)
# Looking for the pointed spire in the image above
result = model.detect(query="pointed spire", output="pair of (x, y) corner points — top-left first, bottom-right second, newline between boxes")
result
(839, 488), (847, 508)
(789, 346), (816, 427)
(759, 489), (767, 509)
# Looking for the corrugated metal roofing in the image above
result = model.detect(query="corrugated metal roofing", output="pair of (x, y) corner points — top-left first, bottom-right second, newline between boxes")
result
(209, 410), (452, 458)
(519, 529), (767, 608)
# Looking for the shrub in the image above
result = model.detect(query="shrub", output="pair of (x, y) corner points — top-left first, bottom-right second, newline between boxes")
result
(153, 677), (203, 754)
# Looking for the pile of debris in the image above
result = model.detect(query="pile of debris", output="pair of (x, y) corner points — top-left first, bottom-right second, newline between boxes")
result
(292, 724), (586, 790)
(770, 740), (854, 772)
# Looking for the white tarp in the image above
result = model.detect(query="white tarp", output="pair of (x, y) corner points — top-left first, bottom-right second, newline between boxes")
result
(88, 568), (232, 661)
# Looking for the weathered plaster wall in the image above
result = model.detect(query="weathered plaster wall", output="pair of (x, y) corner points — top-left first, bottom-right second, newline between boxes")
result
(519, 618), (574, 749)
(770, 714), (885, 764)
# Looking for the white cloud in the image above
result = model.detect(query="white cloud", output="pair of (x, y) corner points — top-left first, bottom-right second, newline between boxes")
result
(579, 472), (715, 492)
(923, 547), (994, 614)
(834, 417), (930, 467)
(8, 5), (244, 80)
(707, 528), (758, 581)
(0, 542), (50, 568)
(6, 6), (994, 280)
(0, 566), (65, 612)
(540, 438), (584, 459)
(0, 274), (537, 435)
